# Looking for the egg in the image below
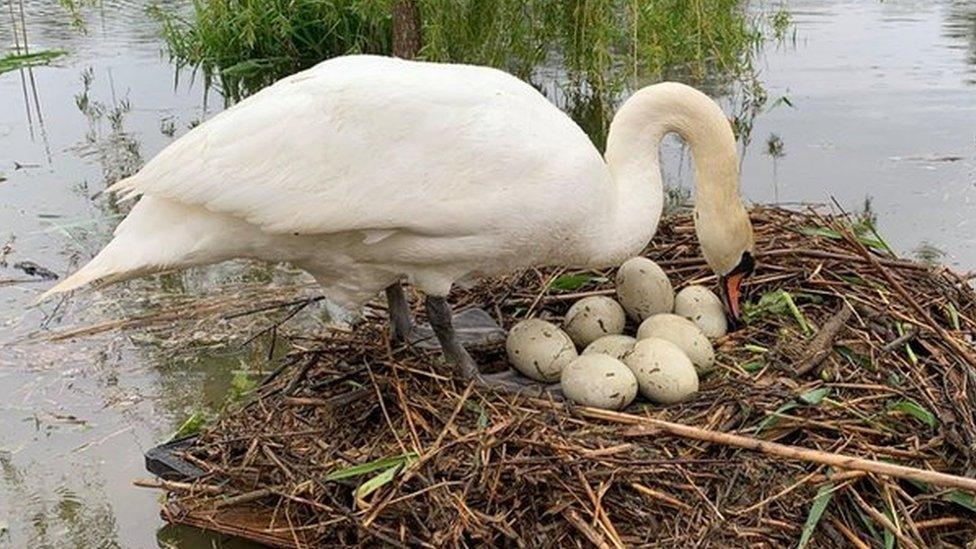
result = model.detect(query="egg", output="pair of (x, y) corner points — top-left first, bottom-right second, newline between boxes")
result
(505, 319), (578, 382)
(623, 338), (699, 403)
(674, 285), (728, 338)
(615, 257), (674, 321)
(582, 334), (637, 360)
(636, 314), (715, 374)
(562, 296), (626, 347)
(560, 355), (638, 410)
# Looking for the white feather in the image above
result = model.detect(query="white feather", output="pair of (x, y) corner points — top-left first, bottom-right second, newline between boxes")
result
(47, 55), (751, 311)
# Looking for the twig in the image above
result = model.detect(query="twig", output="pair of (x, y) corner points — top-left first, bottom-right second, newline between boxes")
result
(561, 507), (610, 549)
(572, 406), (976, 492)
(848, 489), (921, 549)
(882, 325), (918, 353)
(795, 302), (852, 375)
(133, 477), (226, 495)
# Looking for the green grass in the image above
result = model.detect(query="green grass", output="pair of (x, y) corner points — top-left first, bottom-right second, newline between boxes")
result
(0, 50), (67, 75)
(150, 0), (393, 98)
(151, 0), (777, 134)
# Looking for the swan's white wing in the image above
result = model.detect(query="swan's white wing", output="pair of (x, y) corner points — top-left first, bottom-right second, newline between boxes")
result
(111, 55), (605, 237)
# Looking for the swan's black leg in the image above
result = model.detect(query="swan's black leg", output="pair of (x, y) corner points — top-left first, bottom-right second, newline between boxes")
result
(385, 282), (413, 343)
(425, 296), (480, 379)
(425, 296), (562, 399)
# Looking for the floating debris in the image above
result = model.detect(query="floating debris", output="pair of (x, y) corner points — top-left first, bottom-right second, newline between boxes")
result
(13, 261), (58, 280)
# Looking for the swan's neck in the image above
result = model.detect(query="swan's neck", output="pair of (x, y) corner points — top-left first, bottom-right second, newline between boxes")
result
(586, 83), (739, 266)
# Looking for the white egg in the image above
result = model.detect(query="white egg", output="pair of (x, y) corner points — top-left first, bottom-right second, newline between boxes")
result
(615, 257), (674, 322)
(623, 338), (699, 404)
(506, 319), (578, 382)
(582, 335), (637, 360)
(560, 354), (638, 410)
(674, 285), (728, 338)
(636, 314), (715, 374)
(562, 296), (626, 348)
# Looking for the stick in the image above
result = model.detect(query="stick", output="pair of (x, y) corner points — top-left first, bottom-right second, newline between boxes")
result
(795, 302), (852, 375)
(849, 489), (921, 549)
(561, 508), (611, 549)
(133, 477), (226, 495)
(882, 325), (918, 353)
(572, 406), (976, 493)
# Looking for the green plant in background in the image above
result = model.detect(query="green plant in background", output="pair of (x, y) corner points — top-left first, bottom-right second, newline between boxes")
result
(151, 0), (782, 144)
(150, 0), (393, 98)
(0, 50), (66, 75)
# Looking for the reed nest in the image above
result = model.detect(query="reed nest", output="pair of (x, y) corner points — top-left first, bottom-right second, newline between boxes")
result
(151, 206), (976, 548)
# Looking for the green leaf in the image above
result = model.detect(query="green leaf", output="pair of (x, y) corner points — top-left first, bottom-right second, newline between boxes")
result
(0, 50), (67, 74)
(797, 482), (834, 549)
(326, 452), (418, 481)
(173, 410), (208, 439)
(744, 343), (769, 354)
(464, 400), (489, 429)
(895, 323), (918, 365)
(355, 461), (403, 499)
(548, 274), (603, 292)
(799, 387), (831, 405)
(229, 371), (259, 401)
(755, 401), (798, 432)
(739, 360), (765, 373)
(796, 225), (889, 252)
(887, 399), (937, 428)
(837, 346), (874, 371)
(943, 490), (976, 513)
(883, 507), (895, 549)
(798, 226), (843, 240)
(947, 302), (961, 331)
(742, 289), (811, 335)
(756, 388), (829, 432)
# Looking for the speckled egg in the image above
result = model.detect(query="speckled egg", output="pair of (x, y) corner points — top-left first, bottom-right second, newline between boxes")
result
(562, 296), (626, 348)
(623, 338), (699, 404)
(506, 319), (578, 382)
(582, 335), (637, 360)
(636, 314), (716, 374)
(560, 354), (638, 410)
(674, 285), (728, 338)
(615, 257), (674, 322)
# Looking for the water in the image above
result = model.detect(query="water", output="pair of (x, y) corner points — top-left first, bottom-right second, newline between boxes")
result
(1, 0), (975, 547)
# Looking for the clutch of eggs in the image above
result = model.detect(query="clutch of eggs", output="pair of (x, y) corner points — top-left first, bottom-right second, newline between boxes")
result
(504, 257), (727, 409)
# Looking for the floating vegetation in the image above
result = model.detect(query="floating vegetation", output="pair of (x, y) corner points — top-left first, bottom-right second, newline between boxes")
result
(765, 132), (785, 158)
(0, 50), (66, 75)
(122, 205), (976, 546)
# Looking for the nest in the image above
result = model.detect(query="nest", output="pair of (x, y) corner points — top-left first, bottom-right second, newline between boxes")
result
(151, 206), (976, 547)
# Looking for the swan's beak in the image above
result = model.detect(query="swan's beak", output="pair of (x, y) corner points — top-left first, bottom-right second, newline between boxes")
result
(719, 251), (756, 328)
(719, 272), (746, 325)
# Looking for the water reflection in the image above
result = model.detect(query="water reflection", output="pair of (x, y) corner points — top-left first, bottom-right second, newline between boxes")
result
(943, 2), (976, 79)
(1, 452), (121, 547)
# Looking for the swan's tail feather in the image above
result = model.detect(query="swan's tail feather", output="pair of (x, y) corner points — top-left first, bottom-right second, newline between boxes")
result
(36, 195), (256, 304)
(34, 249), (144, 303)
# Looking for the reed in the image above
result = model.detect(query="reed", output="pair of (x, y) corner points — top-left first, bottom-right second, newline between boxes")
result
(153, 0), (772, 117)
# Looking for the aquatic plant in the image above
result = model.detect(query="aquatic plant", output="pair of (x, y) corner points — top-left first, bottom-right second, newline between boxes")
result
(0, 50), (66, 75)
(150, 0), (393, 98)
(152, 0), (772, 125)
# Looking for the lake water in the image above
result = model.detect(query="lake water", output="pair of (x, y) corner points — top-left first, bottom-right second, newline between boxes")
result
(1, 0), (974, 546)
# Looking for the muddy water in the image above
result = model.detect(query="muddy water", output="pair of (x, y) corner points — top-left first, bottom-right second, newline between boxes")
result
(1, 0), (975, 547)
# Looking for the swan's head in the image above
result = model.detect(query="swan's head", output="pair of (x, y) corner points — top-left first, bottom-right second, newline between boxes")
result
(694, 203), (755, 323)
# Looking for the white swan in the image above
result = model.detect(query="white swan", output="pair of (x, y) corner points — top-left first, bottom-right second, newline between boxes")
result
(42, 55), (754, 389)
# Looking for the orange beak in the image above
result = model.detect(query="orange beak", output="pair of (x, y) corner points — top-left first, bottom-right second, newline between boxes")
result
(719, 272), (746, 324)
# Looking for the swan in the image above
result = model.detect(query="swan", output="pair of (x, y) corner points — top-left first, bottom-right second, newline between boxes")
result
(41, 55), (755, 392)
